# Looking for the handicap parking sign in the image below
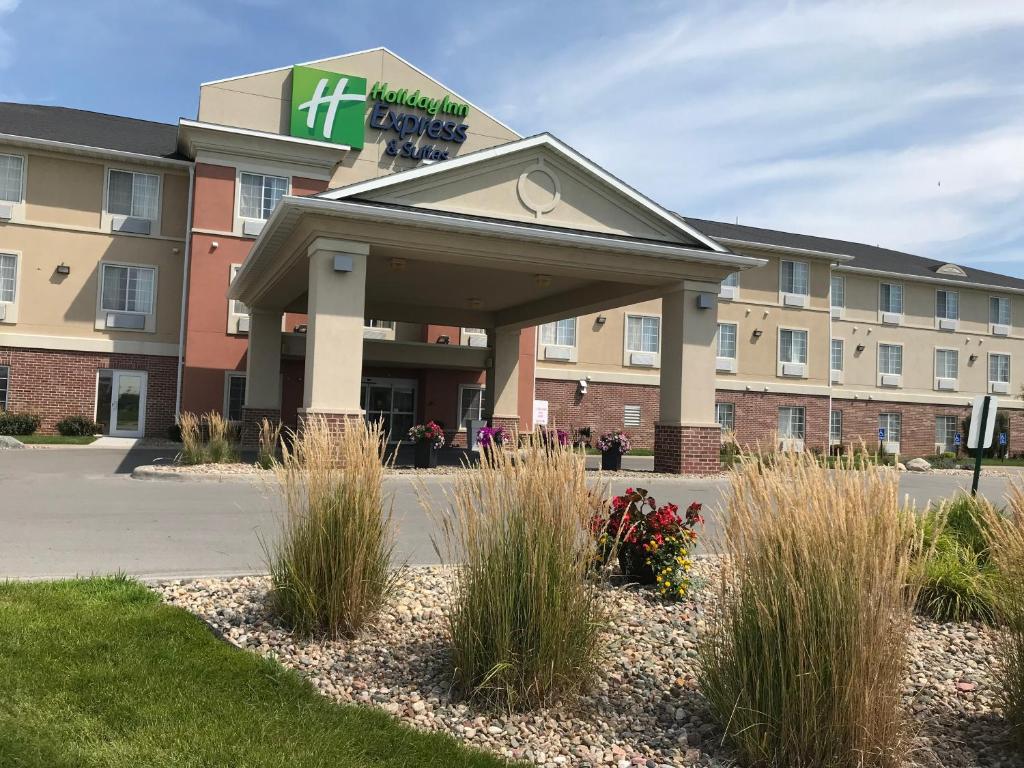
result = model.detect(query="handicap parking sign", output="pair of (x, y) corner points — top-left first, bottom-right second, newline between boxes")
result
(878, 428), (886, 441)
(954, 432), (962, 446)
(999, 432), (1008, 446)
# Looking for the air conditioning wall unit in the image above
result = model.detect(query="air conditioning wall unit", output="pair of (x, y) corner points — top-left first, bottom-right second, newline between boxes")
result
(111, 215), (151, 235)
(781, 362), (806, 377)
(236, 315), (250, 334)
(242, 220), (265, 237)
(0, 202), (13, 221)
(630, 351), (657, 367)
(105, 312), (145, 330)
(880, 373), (902, 387)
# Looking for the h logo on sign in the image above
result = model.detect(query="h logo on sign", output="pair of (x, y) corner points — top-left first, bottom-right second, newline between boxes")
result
(290, 66), (367, 149)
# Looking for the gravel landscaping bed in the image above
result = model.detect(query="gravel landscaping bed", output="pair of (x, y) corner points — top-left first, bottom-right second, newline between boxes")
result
(156, 560), (1018, 768)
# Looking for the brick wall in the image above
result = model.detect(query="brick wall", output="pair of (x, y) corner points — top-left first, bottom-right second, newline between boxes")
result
(535, 378), (661, 447)
(715, 390), (831, 453)
(0, 346), (177, 437)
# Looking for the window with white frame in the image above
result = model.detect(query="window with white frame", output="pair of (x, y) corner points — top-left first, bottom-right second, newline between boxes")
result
(101, 264), (155, 315)
(225, 373), (247, 422)
(990, 353), (1011, 384)
(880, 282), (903, 314)
(626, 315), (660, 353)
(458, 385), (486, 428)
(936, 289), (959, 320)
(831, 339), (844, 372)
(107, 170), (159, 220)
(229, 265), (248, 316)
(239, 172), (288, 220)
(991, 297), (1011, 326)
(879, 412), (902, 443)
(0, 153), (24, 203)
(0, 365), (8, 410)
(829, 410), (843, 444)
(717, 323), (737, 359)
(715, 402), (735, 431)
(722, 272), (739, 288)
(780, 260), (809, 295)
(935, 415), (958, 453)
(0, 252), (17, 304)
(936, 349), (959, 379)
(779, 329), (808, 364)
(831, 275), (845, 308)
(879, 343), (903, 375)
(778, 406), (805, 439)
(540, 318), (576, 347)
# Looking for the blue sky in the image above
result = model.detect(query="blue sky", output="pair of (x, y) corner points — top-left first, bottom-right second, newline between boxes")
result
(1, 0), (1022, 275)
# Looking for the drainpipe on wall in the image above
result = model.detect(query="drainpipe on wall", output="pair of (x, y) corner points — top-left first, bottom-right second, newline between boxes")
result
(173, 164), (196, 422)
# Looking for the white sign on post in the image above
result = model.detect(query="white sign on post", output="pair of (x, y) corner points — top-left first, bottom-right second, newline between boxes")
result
(533, 399), (549, 427)
(967, 395), (998, 449)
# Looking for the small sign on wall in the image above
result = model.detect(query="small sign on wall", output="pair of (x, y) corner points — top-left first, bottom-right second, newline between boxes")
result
(533, 400), (549, 426)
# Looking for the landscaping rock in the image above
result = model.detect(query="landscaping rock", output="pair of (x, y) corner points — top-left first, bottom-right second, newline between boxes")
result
(906, 457), (932, 472)
(0, 436), (26, 450)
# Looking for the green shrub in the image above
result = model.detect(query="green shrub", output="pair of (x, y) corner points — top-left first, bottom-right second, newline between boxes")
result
(430, 438), (607, 709)
(56, 415), (101, 437)
(700, 450), (918, 768)
(0, 412), (42, 436)
(914, 493), (998, 623)
(267, 417), (395, 639)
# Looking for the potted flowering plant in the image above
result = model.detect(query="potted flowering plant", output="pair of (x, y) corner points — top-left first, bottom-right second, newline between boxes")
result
(593, 487), (704, 599)
(596, 429), (631, 471)
(537, 427), (569, 449)
(475, 425), (509, 462)
(408, 421), (446, 468)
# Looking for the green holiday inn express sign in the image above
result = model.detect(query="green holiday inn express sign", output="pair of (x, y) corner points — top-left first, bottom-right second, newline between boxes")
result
(289, 65), (471, 155)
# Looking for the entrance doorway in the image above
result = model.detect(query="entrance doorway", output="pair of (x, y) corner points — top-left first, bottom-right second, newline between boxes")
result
(360, 377), (416, 442)
(96, 369), (147, 437)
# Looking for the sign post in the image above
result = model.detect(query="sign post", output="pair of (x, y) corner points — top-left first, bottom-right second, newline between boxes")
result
(967, 395), (999, 496)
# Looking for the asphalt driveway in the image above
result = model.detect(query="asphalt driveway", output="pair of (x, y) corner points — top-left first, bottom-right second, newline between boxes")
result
(0, 447), (1020, 580)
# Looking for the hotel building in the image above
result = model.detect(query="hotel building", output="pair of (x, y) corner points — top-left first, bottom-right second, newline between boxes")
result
(0, 48), (1021, 471)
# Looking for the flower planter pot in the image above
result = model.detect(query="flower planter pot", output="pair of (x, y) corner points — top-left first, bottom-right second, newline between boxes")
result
(618, 547), (656, 585)
(413, 441), (438, 469)
(601, 450), (623, 471)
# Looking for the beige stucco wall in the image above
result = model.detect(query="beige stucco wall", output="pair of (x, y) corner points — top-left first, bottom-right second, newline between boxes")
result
(197, 48), (519, 189)
(25, 154), (104, 228)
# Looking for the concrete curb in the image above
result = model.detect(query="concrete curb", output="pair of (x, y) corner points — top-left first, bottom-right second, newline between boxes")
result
(130, 465), (265, 483)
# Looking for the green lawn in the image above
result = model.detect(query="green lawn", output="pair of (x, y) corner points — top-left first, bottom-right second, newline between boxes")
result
(16, 434), (98, 445)
(0, 577), (511, 768)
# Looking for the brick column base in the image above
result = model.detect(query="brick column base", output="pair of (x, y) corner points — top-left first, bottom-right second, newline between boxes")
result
(654, 423), (721, 475)
(241, 408), (282, 449)
(490, 415), (520, 445)
(297, 410), (365, 437)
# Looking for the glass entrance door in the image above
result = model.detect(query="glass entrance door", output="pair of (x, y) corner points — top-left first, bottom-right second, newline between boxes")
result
(360, 377), (416, 442)
(96, 369), (147, 437)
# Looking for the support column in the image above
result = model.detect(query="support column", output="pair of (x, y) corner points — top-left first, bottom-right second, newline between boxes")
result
(655, 283), (721, 474)
(299, 238), (369, 435)
(241, 308), (283, 448)
(485, 326), (522, 437)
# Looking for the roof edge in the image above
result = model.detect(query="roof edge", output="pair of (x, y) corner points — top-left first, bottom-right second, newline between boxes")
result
(0, 130), (191, 167)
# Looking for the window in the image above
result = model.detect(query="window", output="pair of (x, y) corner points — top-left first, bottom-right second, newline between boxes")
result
(240, 172), (288, 220)
(936, 289), (959, 320)
(107, 170), (159, 220)
(990, 353), (1011, 384)
(0, 365), (8, 410)
(991, 297), (1011, 326)
(0, 153), (24, 203)
(229, 265), (249, 317)
(879, 343), (903, 375)
(225, 373), (246, 422)
(936, 349), (959, 379)
(831, 275), (845, 308)
(879, 412), (902, 443)
(540, 318), (576, 347)
(623, 405), (642, 428)
(779, 329), (808, 364)
(717, 323), (737, 359)
(831, 339), (844, 372)
(458, 386), (486, 428)
(626, 315), (660, 353)
(880, 282), (903, 314)
(778, 406), (805, 439)
(715, 402), (735, 431)
(722, 272), (739, 288)
(829, 410), (843, 444)
(0, 252), (17, 304)
(781, 260), (809, 295)
(101, 264), (155, 314)
(936, 415), (958, 452)
(365, 319), (395, 329)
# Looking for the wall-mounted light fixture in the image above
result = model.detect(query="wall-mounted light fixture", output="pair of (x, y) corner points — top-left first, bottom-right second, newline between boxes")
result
(595, 315), (607, 325)
(856, 344), (866, 353)
(55, 263), (70, 275)
(969, 353), (979, 363)
(577, 378), (588, 395)
(389, 257), (407, 271)
(436, 335), (451, 344)
(210, 241), (219, 250)
(534, 274), (552, 288)
(752, 329), (763, 338)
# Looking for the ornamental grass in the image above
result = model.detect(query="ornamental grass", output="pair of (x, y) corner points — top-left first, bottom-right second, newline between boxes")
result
(177, 411), (205, 465)
(980, 482), (1024, 749)
(430, 439), (607, 710)
(699, 450), (921, 768)
(266, 417), (395, 639)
